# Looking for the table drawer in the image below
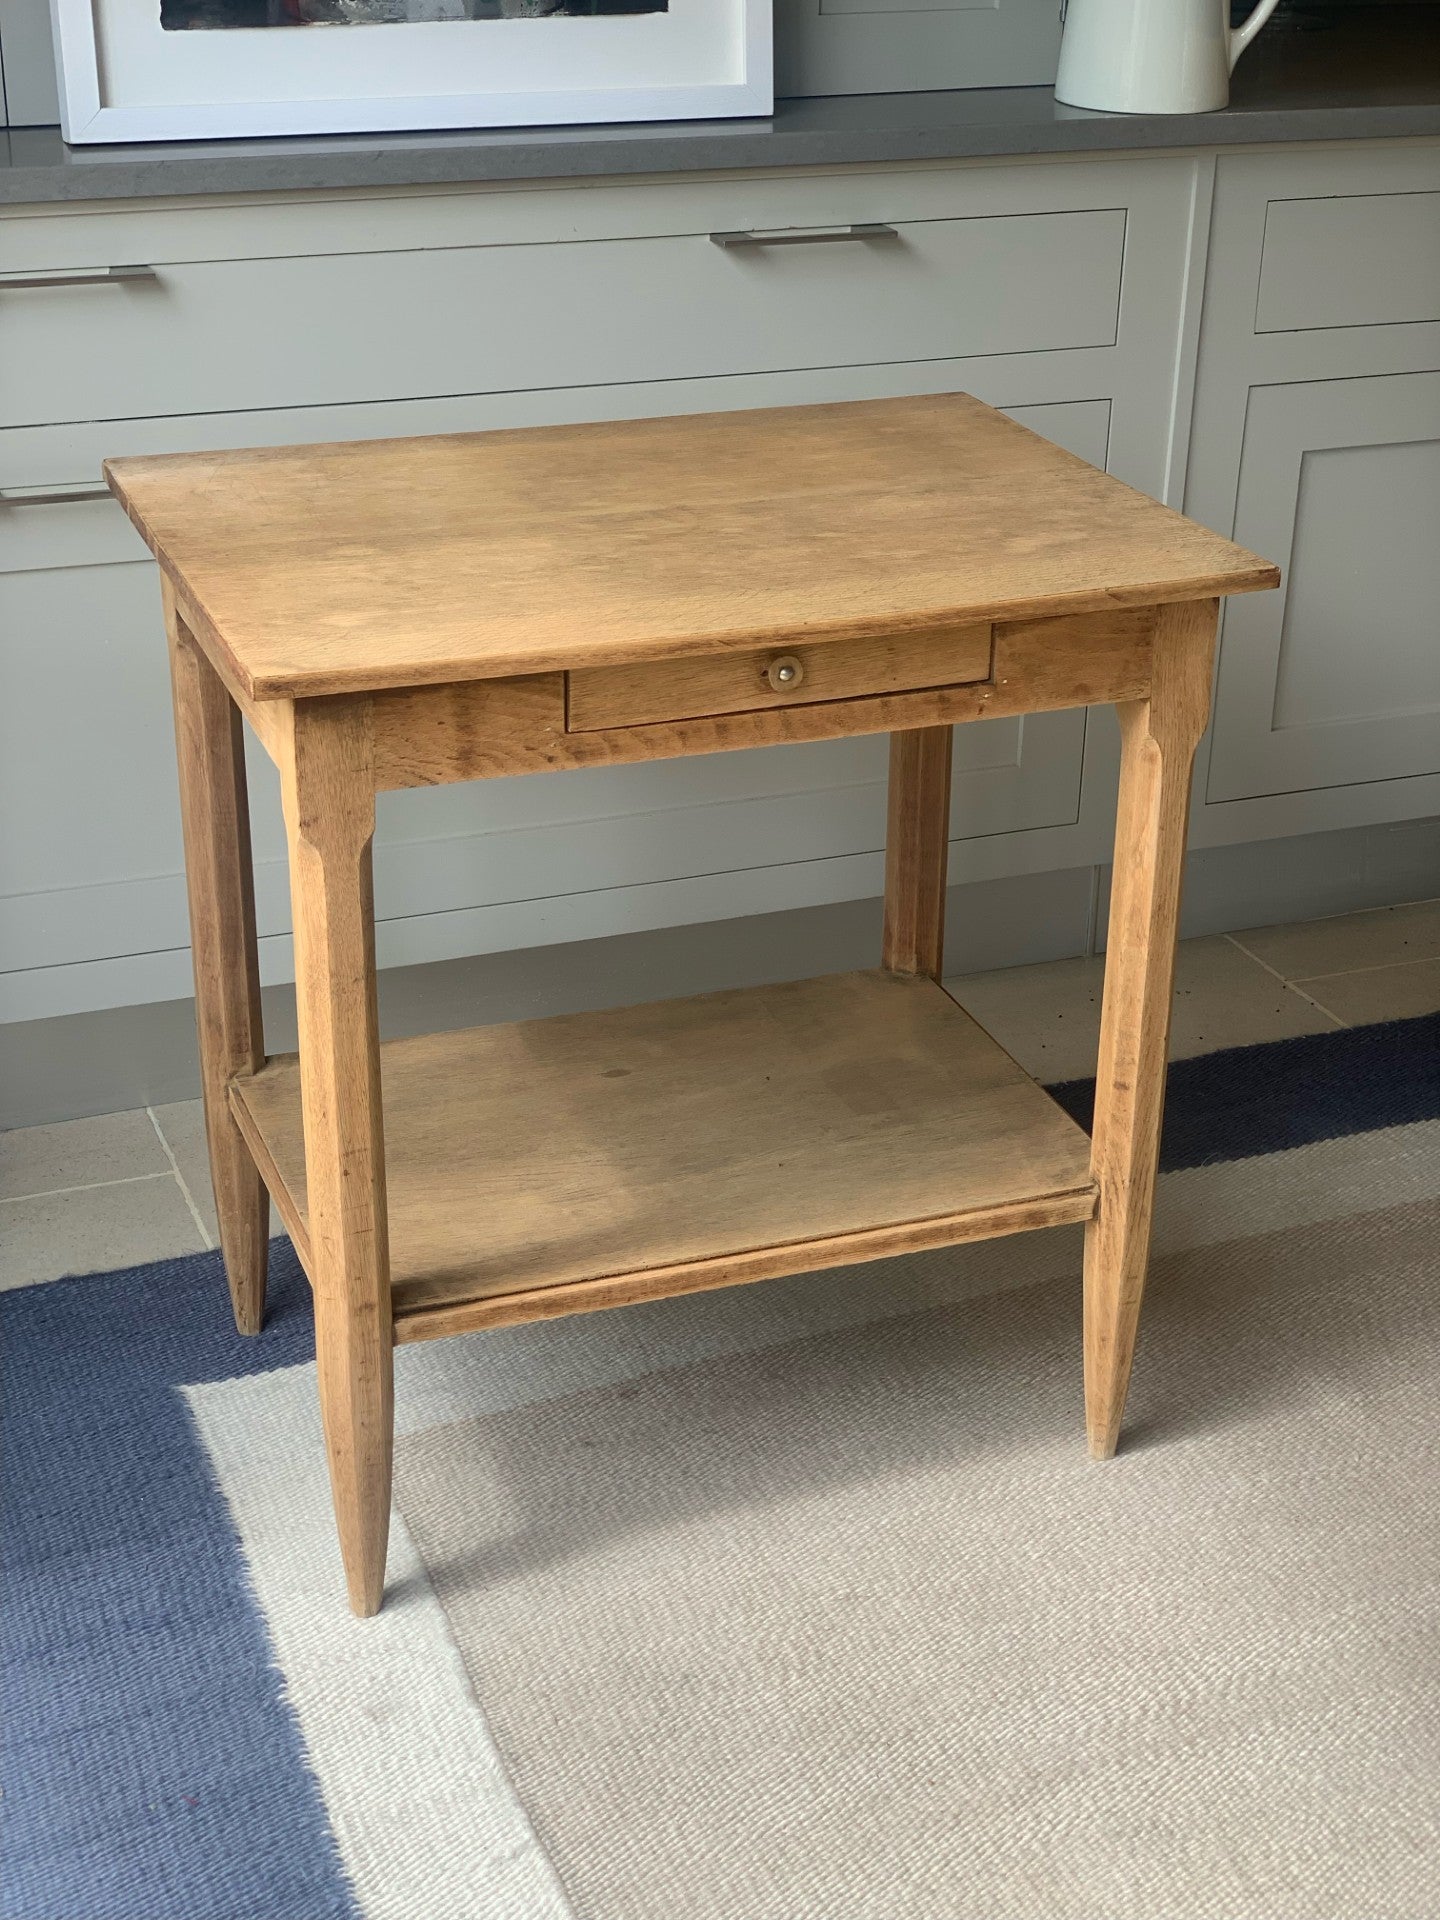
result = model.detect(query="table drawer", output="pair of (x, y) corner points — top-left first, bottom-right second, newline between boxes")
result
(0, 207), (1124, 430)
(566, 624), (994, 732)
(1256, 191), (1440, 333)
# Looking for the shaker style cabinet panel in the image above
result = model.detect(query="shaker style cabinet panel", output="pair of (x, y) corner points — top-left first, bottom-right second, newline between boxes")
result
(0, 562), (198, 1012)
(1256, 190), (1440, 334)
(0, 203), (1123, 430)
(1187, 144), (1440, 835)
(1208, 373), (1440, 801)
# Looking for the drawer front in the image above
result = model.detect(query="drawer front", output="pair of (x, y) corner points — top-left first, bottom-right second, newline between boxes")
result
(0, 207), (1124, 430)
(566, 624), (994, 732)
(1256, 191), (1440, 334)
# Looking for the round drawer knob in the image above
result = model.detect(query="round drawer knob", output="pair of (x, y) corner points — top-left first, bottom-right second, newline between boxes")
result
(766, 653), (805, 694)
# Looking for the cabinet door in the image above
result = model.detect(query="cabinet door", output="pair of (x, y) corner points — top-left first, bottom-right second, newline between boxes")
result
(1207, 372), (1440, 803)
(1186, 145), (1440, 839)
(776, 0), (1059, 96)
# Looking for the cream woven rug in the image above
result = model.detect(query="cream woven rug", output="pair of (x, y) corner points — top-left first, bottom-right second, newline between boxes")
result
(390, 1191), (1440, 1920)
(176, 1030), (1440, 1920)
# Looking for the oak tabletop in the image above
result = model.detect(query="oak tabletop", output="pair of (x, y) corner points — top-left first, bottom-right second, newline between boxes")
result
(106, 394), (1278, 702)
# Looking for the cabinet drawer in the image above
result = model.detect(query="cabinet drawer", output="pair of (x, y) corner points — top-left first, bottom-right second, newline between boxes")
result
(0, 207), (1124, 430)
(566, 624), (994, 732)
(1257, 192), (1440, 333)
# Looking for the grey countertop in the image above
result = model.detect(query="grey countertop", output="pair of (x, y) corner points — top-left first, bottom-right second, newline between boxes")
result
(2, 9), (1437, 205)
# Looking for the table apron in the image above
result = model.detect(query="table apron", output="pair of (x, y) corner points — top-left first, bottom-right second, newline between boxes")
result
(355, 606), (1158, 792)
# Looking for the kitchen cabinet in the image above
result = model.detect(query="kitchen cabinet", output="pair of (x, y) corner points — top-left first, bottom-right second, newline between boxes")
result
(2, 139), (1437, 1028)
(1208, 372), (1440, 803)
(0, 153), (1200, 1022)
(1187, 144), (1440, 842)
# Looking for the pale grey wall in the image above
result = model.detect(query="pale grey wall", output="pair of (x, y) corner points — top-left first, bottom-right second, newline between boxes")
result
(0, 0), (59, 127)
(776, 0), (1060, 98)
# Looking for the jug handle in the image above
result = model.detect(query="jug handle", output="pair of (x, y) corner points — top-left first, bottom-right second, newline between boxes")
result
(1230, 0), (1283, 72)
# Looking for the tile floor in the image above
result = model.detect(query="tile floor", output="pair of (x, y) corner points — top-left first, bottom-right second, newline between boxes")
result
(3, 899), (1437, 1292)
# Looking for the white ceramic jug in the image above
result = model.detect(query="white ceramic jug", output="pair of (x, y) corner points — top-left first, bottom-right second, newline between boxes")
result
(1055, 0), (1284, 115)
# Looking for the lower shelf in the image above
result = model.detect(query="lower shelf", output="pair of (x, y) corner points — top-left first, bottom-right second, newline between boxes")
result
(230, 968), (1096, 1343)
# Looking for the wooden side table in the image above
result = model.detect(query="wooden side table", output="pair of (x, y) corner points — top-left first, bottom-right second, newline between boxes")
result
(108, 395), (1278, 1617)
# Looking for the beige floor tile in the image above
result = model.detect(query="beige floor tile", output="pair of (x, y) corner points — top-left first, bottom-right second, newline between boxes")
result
(151, 1098), (273, 1244)
(0, 1173), (210, 1290)
(946, 935), (1339, 1083)
(0, 1107), (170, 1201)
(150, 1098), (218, 1240)
(1298, 957), (1440, 1026)
(1230, 897), (1440, 982)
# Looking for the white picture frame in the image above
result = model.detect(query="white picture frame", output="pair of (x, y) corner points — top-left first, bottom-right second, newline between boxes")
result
(47, 0), (772, 143)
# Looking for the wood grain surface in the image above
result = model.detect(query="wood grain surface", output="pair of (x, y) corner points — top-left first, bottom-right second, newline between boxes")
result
(367, 606), (1159, 789)
(274, 698), (394, 1616)
(230, 970), (1096, 1326)
(882, 726), (955, 979)
(164, 583), (269, 1337)
(106, 395), (1278, 700)
(1083, 599), (1219, 1460)
(391, 1189), (1098, 1346)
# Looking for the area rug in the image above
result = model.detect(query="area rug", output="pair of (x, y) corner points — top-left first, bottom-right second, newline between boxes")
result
(4, 1014), (1439, 1920)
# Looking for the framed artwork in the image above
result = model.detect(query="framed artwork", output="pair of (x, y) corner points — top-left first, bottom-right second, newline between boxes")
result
(47, 0), (772, 142)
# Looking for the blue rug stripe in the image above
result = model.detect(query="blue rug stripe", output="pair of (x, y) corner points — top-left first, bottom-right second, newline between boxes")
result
(0, 1244), (360, 1920)
(1048, 1010), (1440, 1169)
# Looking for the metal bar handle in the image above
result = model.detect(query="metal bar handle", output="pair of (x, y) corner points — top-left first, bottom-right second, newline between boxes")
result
(0, 483), (113, 506)
(709, 223), (898, 250)
(0, 265), (159, 290)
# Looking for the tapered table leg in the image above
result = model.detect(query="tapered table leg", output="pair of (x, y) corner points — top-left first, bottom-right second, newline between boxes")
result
(1085, 599), (1218, 1459)
(882, 725), (954, 980)
(165, 584), (268, 1335)
(279, 696), (393, 1617)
